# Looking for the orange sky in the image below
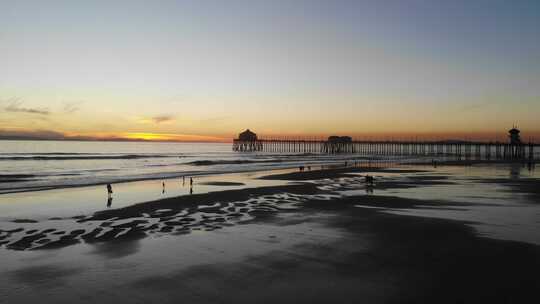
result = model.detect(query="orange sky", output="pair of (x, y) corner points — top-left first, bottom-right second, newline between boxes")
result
(1, 126), (538, 143)
(1, 1), (539, 143)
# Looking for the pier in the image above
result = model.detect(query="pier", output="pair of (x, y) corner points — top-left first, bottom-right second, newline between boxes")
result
(233, 129), (540, 161)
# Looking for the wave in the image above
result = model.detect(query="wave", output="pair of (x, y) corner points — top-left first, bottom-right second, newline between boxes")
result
(0, 174), (36, 178)
(49, 173), (81, 176)
(187, 159), (276, 166)
(145, 163), (186, 168)
(0, 154), (179, 161)
(0, 174), (36, 183)
(1, 152), (99, 155)
(0, 169), (120, 180)
(185, 155), (357, 167)
(0, 174), (36, 182)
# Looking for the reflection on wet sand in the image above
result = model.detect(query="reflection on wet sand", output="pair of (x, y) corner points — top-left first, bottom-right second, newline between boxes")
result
(2, 164), (539, 251)
(1, 164), (540, 303)
(365, 186), (374, 195)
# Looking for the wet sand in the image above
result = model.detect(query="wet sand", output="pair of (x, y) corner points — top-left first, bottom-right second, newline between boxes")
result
(474, 177), (540, 201)
(259, 166), (429, 181)
(1, 165), (539, 303)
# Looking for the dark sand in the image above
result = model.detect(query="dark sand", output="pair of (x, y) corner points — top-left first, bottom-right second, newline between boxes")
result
(1, 166), (539, 303)
(297, 197), (540, 303)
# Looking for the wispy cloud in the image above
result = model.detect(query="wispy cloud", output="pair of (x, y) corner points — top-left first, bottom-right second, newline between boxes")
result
(63, 101), (83, 114)
(0, 129), (64, 140)
(3, 99), (50, 115)
(152, 115), (174, 124)
(0, 128), (229, 142)
(138, 115), (175, 124)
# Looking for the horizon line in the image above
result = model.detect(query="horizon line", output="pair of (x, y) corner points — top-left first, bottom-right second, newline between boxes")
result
(1, 136), (539, 144)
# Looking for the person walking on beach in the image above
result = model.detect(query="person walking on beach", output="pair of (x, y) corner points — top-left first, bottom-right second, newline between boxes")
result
(190, 177), (193, 187)
(106, 183), (113, 197)
(365, 175), (374, 186)
(162, 181), (166, 194)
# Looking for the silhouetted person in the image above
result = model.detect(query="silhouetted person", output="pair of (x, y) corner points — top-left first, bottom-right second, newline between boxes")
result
(107, 196), (113, 208)
(365, 175), (374, 186)
(106, 184), (113, 197)
(190, 187), (193, 195)
(190, 177), (193, 187)
(162, 181), (166, 194)
(509, 164), (521, 180)
(182, 176), (185, 186)
(527, 161), (535, 172)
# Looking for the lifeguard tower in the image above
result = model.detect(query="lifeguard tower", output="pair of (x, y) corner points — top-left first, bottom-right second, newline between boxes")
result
(505, 126), (525, 159)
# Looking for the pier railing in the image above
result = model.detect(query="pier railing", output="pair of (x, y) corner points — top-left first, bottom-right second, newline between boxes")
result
(233, 139), (539, 161)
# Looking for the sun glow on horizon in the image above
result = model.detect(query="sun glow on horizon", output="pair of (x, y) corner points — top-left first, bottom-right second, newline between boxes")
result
(2, 126), (540, 143)
(121, 132), (228, 142)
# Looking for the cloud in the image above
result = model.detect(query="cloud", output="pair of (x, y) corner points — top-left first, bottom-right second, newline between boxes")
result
(0, 128), (229, 142)
(0, 129), (65, 140)
(138, 115), (175, 124)
(63, 101), (83, 114)
(3, 99), (50, 115)
(152, 115), (175, 124)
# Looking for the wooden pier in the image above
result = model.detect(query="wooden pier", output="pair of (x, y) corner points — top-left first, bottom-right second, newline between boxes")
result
(233, 138), (539, 161)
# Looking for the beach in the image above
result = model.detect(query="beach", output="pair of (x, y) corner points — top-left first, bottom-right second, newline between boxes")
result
(1, 162), (539, 303)
(4, 1), (540, 302)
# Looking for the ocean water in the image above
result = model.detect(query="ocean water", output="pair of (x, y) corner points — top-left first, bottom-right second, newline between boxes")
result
(0, 140), (389, 194)
(1, 143), (539, 303)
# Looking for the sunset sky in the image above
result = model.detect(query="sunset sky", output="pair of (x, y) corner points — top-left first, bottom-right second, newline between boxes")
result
(1, 0), (539, 142)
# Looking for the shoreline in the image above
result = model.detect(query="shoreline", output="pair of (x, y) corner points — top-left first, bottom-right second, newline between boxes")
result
(2, 163), (538, 250)
(2, 157), (535, 196)
(0, 160), (350, 195)
(1, 163), (539, 302)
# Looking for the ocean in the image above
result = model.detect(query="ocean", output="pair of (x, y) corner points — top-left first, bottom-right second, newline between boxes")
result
(0, 140), (395, 194)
